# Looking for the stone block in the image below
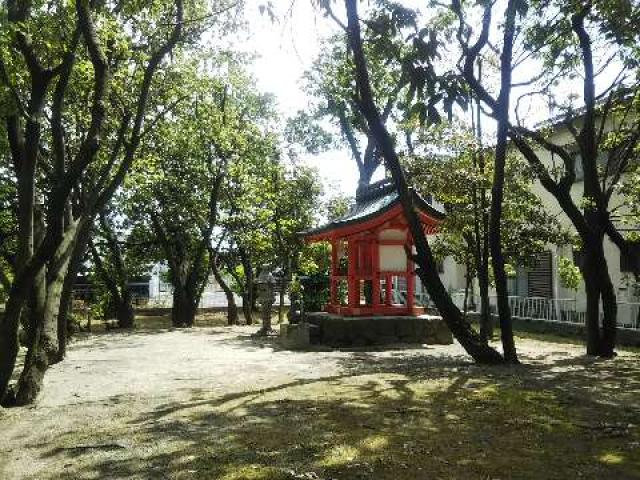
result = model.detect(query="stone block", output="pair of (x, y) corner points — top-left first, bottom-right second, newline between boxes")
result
(422, 316), (453, 345)
(396, 318), (415, 340)
(279, 323), (311, 349)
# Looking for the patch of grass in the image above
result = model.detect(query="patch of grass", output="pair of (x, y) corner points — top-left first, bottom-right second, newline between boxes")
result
(124, 373), (639, 480)
(6, 332), (640, 480)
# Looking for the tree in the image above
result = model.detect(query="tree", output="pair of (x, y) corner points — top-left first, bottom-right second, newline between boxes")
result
(128, 53), (278, 327)
(270, 164), (323, 322)
(451, 0), (640, 357)
(209, 238), (239, 326)
(406, 124), (569, 317)
(0, 0), (226, 404)
(128, 65), (226, 327)
(321, 0), (504, 364)
(301, 2), (422, 188)
(88, 207), (154, 329)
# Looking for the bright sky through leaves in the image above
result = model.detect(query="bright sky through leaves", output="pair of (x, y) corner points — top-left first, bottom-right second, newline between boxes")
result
(242, 1), (360, 197)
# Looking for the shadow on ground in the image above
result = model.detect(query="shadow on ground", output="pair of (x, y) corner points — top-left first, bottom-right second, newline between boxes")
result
(35, 340), (640, 480)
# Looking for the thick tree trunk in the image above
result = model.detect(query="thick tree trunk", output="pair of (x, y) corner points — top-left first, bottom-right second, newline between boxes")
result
(582, 235), (617, 357)
(171, 282), (197, 327)
(15, 218), (78, 402)
(0, 290), (29, 405)
(0, 76), (51, 404)
(40, 273), (67, 362)
(15, 320), (48, 406)
(15, 257), (48, 405)
(582, 253), (603, 356)
(600, 268), (617, 358)
(343, 0), (503, 364)
(357, 160), (377, 190)
(57, 249), (82, 361)
(116, 289), (135, 329)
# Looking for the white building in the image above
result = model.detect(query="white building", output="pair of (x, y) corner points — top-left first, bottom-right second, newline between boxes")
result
(432, 111), (640, 328)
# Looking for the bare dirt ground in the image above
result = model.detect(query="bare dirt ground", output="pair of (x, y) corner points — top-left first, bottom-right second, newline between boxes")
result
(1, 318), (639, 480)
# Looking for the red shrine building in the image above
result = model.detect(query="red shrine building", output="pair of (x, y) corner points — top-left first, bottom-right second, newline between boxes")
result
(304, 179), (445, 317)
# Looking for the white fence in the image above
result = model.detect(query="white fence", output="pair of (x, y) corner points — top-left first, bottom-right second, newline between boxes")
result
(145, 290), (290, 309)
(145, 290), (244, 309)
(452, 293), (640, 330)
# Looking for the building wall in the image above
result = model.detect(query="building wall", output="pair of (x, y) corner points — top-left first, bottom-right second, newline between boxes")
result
(440, 119), (639, 307)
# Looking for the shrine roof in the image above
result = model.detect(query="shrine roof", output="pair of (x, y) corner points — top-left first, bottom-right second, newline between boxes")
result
(303, 179), (445, 240)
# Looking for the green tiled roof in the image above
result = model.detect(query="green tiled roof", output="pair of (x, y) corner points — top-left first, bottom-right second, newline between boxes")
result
(303, 180), (445, 237)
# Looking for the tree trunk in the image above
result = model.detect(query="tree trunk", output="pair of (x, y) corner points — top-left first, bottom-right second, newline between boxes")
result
(116, 288), (135, 329)
(343, 0), (504, 364)
(582, 235), (617, 357)
(171, 282), (197, 327)
(15, 253), (48, 405)
(15, 218), (79, 403)
(462, 264), (471, 318)
(0, 288), (29, 405)
(0, 77), (51, 404)
(14, 315), (48, 406)
(582, 250), (603, 356)
(211, 258), (238, 325)
(471, 63), (492, 343)
(40, 272), (67, 362)
(242, 293), (254, 325)
(57, 233), (88, 361)
(241, 250), (255, 324)
(477, 266), (491, 342)
(488, 0), (519, 363)
(599, 266), (617, 358)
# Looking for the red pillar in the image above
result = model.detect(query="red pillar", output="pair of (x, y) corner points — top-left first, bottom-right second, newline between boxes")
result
(347, 240), (359, 308)
(372, 239), (380, 308)
(406, 240), (415, 310)
(330, 240), (338, 307)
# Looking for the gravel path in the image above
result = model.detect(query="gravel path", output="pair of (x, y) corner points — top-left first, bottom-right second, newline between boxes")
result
(0, 326), (637, 479)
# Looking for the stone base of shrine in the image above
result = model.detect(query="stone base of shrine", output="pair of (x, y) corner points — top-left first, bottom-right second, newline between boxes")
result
(326, 304), (425, 316)
(305, 312), (453, 347)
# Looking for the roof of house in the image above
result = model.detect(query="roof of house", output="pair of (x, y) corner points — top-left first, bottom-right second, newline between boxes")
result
(303, 179), (445, 240)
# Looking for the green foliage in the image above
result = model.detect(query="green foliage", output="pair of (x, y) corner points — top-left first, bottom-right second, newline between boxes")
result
(325, 192), (352, 222)
(284, 111), (334, 155)
(298, 242), (331, 276)
(300, 273), (330, 313)
(124, 50), (277, 294)
(405, 123), (571, 272)
(558, 256), (582, 291)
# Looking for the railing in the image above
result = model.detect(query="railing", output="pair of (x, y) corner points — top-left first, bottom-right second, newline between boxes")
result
(506, 296), (585, 325)
(617, 302), (640, 329)
(451, 293), (640, 330)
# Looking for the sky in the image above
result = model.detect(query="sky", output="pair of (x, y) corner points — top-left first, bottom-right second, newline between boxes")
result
(235, 0), (625, 198)
(240, 1), (361, 197)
